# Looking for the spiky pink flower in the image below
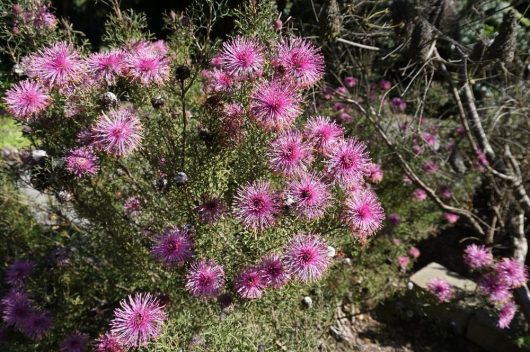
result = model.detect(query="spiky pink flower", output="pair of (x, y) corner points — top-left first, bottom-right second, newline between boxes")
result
(427, 278), (453, 302)
(20, 310), (52, 341)
(365, 163), (383, 184)
(196, 196), (226, 224)
(5, 259), (34, 287)
(110, 293), (166, 348)
(444, 212), (460, 224)
(125, 42), (170, 85)
(285, 173), (331, 220)
(123, 196), (142, 218)
(217, 36), (264, 78)
(151, 227), (194, 266)
(479, 273), (511, 303)
(413, 188), (427, 201)
(409, 247), (421, 259)
(259, 253), (290, 288)
(268, 131), (313, 176)
(497, 301), (517, 329)
(273, 37), (324, 88)
(24, 42), (85, 87)
(495, 258), (528, 288)
(93, 106), (142, 157)
(343, 76), (358, 87)
(185, 260), (225, 298)
(250, 80), (301, 131)
(398, 256), (410, 271)
(3, 80), (51, 120)
(60, 332), (88, 352)
(233, 181), (280, 231)
(65, 147), (99, 178)
(87, 50), (126, 85)
(343, 189), (384, 237)
(32, 7), (57, 29)
(463, 244), (493, 270)
(235, 267), (266, 299)
(95, 332), (125, 352)
(326, 139), (370, 187)
(304, 116), (344, 154)
(282, 234), (330, 282)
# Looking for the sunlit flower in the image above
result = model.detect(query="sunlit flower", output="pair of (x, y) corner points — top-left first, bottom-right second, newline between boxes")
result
(65, 147), (99, 178)
(398, 256), (410, 271)
(326, 138), (370, 187)
(125, 42), (170, 85)
(233, 181), (280, 231)
(343, 189), (384, 237)
(3, 80), (51, 120)
(250, 80), (301, 131)
(111, 293), (166, 347)
(495, 258), (528, 288)
(497, 301), (517, 329)
(444, 212), (459, 224)
(235, 267), (265, 299)
(268, 131), (313, 176)
(304, 116), (344, 154)
(413, 188), (427, 201)
(95, 332), (125, 352)
(463, 244), (493, 270)
(409, 247), (420, 259)
(285, 173), (331, 220)
(217, 36), (264, 78)
(259, 253), (289, 288)
(365, 163), (383, 184)
(87, 50), (126, 85)
(479, 273), (511, 303)
(282, 234), (330, 282)
(427, 278), (453, 303)
(185, 260), (225, 298)
(93, 106), (142, 157)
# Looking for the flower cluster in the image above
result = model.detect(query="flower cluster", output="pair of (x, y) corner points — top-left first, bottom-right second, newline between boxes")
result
(1, 260), (52, 341)
(462, 244), (528, 329)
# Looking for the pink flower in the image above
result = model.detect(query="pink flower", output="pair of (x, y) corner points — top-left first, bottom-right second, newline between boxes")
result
(259, 253), (289, 288)
(233, 181), (280, 231)
(250, 80), (301, 131)
(343, 76), (358, 87)
(422, 132), (438, 149)
(32, 7), (57, 29)
(125, 41), (170, 85)
(95, 332), (125, 352)
(402, 175), (413, 185)
(268, 131), (313, 176)
(185, 260), (225, 298)
(60, 332), (88, 352)
(123, 196), (142, 218)
(3, 80), (51, 120)
(379, 80), (391, 90)
(65, 147), (99, 178)
(282, 234), (330, 282)
(304, 116), (344, 154)
(203, 69), (234, 93)
(463, 244), (493, 270)
(337, 112), (353, 124)
(398, 256), (410, 271)
(5, 259), (34, 287)
(235, 267), (266, 299)
(93, 106), (142, 157)
(343, 189), (384, 237)
(479, 273), (511, 303)
(110, 293), (166, 348)
(218, 36), (264, 78)
(335, 86), (348, 96)
(23, 42), (85, 88)
(427, 278), (453, 303)
(495, 258), (528, 288)
(272, 37), (324, 88)
(87, 50), (126, 85)
(497, 301), (517, 329)
(285, 173), (332, 220)
(151, 227), (194, 266)
(408, 247), (421, 259)
(365, 163), (383, 184)
(412, 188), (427, 201)
(444, 212), (460, 224)
(326, 138), (370, 187)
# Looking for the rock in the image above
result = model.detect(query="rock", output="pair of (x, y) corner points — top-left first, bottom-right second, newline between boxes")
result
(302, 296), (313, 308)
